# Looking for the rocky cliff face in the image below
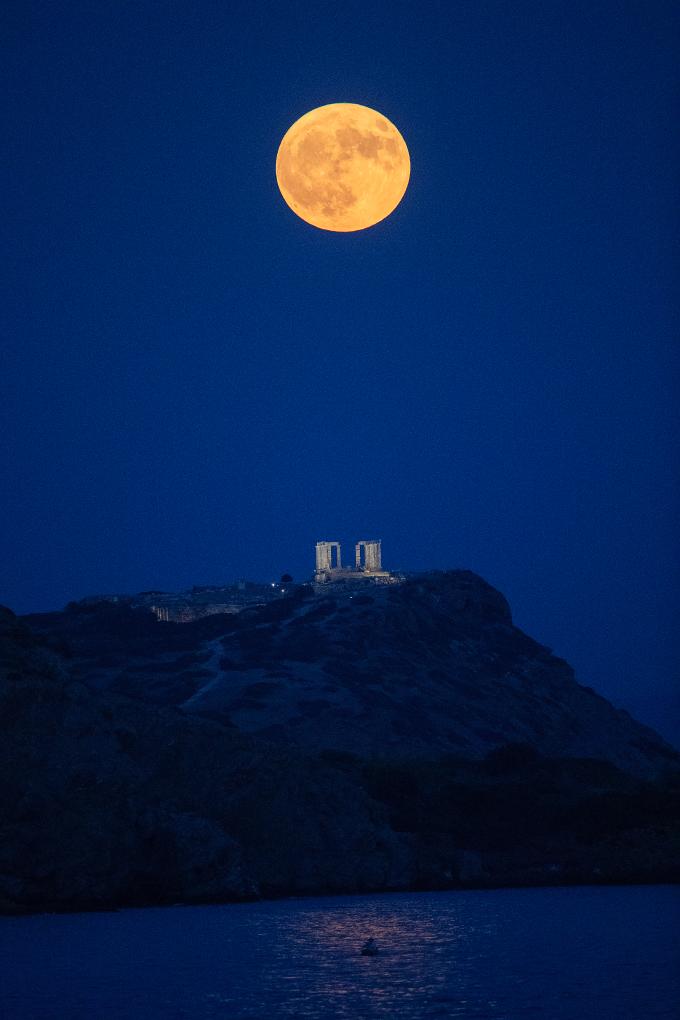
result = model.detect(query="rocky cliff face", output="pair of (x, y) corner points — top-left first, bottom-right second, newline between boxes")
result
(25, 571), (679, 778)
(3, 572), (679, 914)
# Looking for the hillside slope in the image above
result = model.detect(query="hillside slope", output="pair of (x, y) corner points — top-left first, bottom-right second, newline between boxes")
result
(2, 599), (679, 914)
(25, 571), (679, 777)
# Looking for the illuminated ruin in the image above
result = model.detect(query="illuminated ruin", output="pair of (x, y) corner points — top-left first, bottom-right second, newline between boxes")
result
(314, 539), (396, 585)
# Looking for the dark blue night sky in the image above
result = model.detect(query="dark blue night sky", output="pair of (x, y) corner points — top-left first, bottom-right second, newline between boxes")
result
(2, 1), (678, 741)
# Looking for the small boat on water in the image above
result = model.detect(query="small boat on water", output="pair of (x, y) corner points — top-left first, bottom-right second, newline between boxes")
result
(361, 938), (379, 956)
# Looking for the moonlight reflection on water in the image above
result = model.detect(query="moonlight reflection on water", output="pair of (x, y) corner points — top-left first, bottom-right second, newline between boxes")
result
(1, 887), (678, 1019)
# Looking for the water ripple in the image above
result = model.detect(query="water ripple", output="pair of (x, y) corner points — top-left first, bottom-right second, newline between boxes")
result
(1, 886), (678, 1019)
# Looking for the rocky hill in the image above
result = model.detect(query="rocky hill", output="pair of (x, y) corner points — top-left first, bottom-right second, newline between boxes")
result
(24, 571), (679, 778)
(2, 572), (678, 914)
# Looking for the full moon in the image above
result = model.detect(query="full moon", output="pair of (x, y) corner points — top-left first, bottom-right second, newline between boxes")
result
(276, 103), (410, 232)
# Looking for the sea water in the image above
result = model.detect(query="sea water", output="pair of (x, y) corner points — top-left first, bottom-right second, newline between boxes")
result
(1, 885), (678, 1019)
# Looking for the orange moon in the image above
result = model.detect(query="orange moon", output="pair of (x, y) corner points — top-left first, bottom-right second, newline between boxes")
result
(276, 103), (410, 232)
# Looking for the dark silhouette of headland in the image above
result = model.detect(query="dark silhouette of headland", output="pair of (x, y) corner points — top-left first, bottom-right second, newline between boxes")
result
(1, 541), (678, 914)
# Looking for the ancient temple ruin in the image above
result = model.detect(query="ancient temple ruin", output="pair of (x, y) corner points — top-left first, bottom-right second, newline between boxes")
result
(314, 539), (396, 585)
(315, 541), (342, 574)
(355, 540), (382, 572)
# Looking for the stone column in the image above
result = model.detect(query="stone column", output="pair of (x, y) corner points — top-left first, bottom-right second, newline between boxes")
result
(366, 540), (381, 571)
(316, 542), (331, 573)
